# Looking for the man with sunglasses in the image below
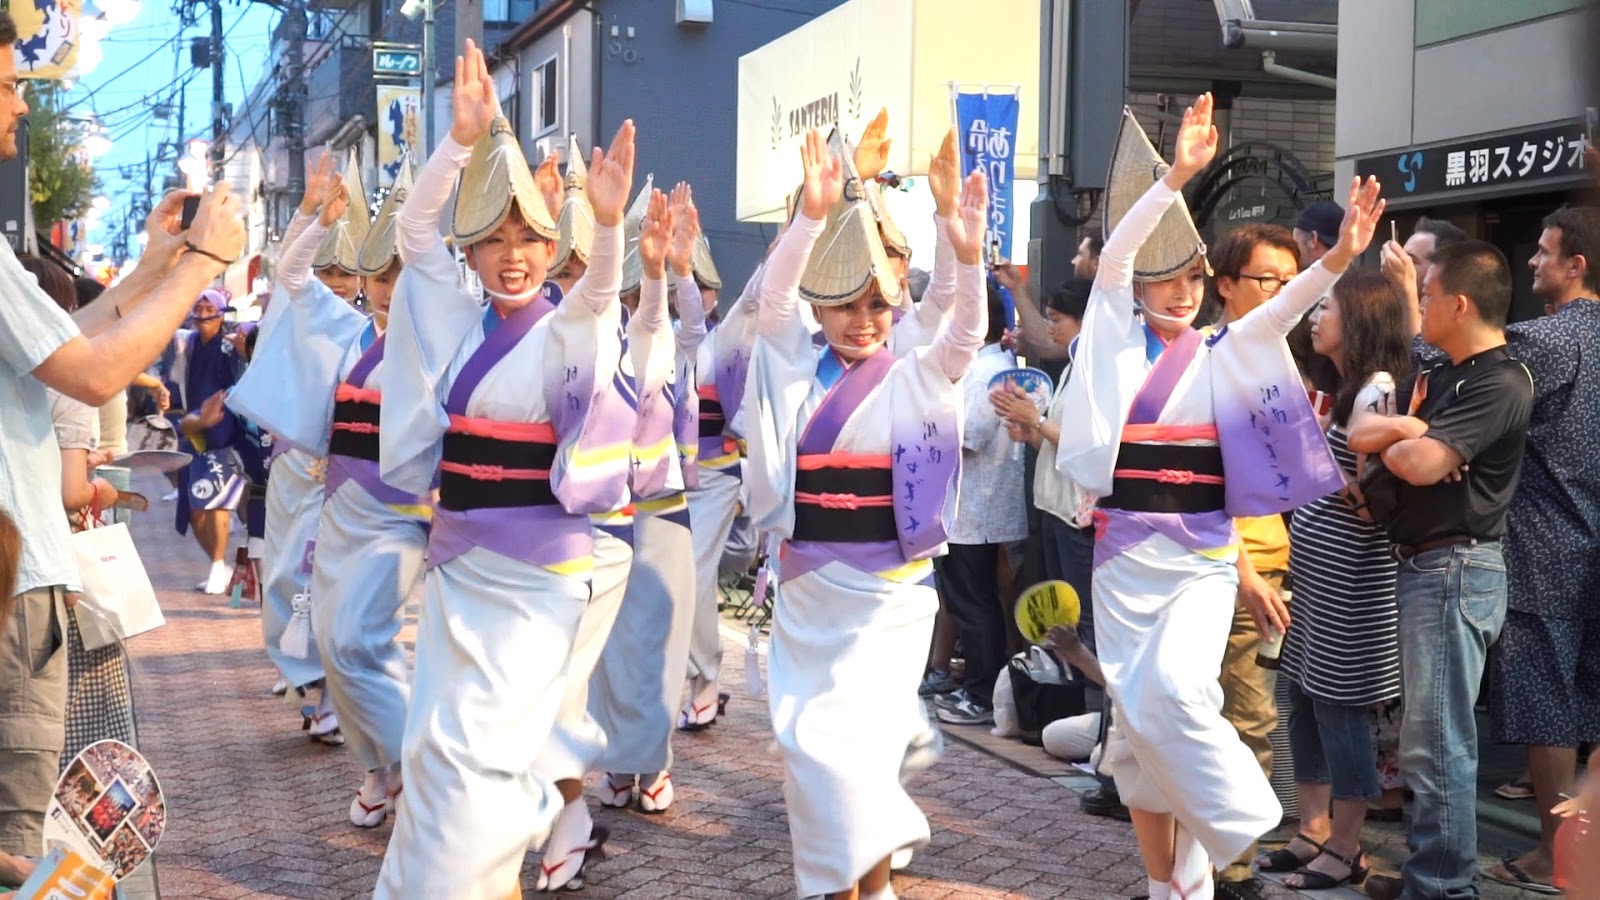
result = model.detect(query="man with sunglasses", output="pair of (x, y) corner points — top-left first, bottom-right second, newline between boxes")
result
(0, 10), (245, 882)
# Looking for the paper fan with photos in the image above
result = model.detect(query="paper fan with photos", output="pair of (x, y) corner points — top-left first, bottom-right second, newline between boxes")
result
(44, 740), (166, 881)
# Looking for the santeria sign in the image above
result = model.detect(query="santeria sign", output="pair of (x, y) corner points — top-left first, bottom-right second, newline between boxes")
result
(736, 0), (1039, 222)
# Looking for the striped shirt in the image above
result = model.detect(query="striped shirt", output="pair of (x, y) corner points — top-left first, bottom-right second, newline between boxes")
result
(1280, 379), (1402, 705)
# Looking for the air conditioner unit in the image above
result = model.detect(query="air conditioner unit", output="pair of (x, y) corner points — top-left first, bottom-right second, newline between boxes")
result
(676, 0), (712, 26)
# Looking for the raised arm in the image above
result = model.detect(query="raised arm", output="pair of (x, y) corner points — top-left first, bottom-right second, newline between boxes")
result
(917, 129), (962, 319)
(930, 170), (990, 382)
(667, 182), (708, 356)
(1001, 261), (1066, 361)
(30, 187), (243, 407)
(561, 119), (636, 319)
(400, 135), (473, 261)
(1241, 176), (1385, 338)
(277, 219), (326, 296)
(756, 214), (825, 335)
(759, 129), (839, 336)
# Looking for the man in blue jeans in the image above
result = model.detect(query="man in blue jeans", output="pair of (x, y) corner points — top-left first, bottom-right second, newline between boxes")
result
(1350, 240), (1534, 900)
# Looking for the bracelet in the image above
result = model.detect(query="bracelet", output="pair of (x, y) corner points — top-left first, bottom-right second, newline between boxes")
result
(183, 240), (237, 268)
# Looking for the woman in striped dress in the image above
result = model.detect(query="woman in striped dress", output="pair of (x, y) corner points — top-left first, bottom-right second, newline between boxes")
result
(1261, 268), (1413, 890)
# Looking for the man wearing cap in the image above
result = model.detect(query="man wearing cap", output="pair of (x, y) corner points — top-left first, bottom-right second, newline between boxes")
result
(157, 288), (265, 595)
(1294, 201), (1344, 269)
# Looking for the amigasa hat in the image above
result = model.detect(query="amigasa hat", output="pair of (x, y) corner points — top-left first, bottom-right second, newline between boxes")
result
(313, 149), (373, 273)
(797, 138), (902, 308)
(618, 173), (655, 295)
(550, 133), (596, 274)
(1104, 107), (1208, 282)
(452, 116), (559, 245)
(356, 152), (413, 277)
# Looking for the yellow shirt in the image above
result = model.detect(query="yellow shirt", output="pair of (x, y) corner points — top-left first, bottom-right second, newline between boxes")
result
(1236, 514), (1289, 574)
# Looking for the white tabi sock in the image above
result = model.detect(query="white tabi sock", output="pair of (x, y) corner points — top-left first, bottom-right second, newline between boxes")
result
(1146, 878), (1172, 900)
(860, 886), (897, 900)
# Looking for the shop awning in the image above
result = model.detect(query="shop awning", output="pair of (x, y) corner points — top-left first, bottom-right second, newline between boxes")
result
(735, 0), (1039, 222)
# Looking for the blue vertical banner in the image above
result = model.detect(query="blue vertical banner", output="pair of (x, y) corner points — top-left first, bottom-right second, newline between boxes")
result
(954, 90), (1020, 262)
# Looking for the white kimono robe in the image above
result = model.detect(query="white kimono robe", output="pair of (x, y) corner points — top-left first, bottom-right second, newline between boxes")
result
(589, 272), (696, 778)
(372, 135), (628, 900)
(1056, 179), (1344, 896)
(228, 211), (361, 692)
(745, 212), (984, 898)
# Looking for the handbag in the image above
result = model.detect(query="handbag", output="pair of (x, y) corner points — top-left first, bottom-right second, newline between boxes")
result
(69, 507), (164, 651)
(1008, 646), (1085, 745)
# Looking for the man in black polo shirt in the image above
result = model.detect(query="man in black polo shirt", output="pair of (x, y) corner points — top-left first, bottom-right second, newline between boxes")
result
(1349, 240), (1533, 900)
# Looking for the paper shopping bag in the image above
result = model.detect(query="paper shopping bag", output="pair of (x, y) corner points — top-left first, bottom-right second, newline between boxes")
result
(70, 523), (164, 651)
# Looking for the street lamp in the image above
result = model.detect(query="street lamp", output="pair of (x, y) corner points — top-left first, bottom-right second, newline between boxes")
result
(81, 127), (112, 158)
(400, 0), (435, 157)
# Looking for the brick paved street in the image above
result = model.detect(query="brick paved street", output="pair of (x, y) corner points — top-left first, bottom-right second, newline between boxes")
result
(113, 472), (1310, 900)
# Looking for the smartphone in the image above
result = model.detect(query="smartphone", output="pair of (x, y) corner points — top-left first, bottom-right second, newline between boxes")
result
(1389, 220), (1397, 246)
(180, 194), (201, 229)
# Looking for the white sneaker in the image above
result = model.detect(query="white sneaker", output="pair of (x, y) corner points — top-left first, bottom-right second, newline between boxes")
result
(198, 561), (230, 595)
(161, 490), (178, 503)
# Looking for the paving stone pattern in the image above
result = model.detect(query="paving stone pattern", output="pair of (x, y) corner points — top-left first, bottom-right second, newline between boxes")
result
(118, 473), (1305, 900)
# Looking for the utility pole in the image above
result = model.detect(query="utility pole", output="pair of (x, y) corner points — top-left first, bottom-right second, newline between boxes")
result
(209, 0), (227, 183)
(277, 0), (309, 232)
(456, 0), (481, 61)
(423, 0), (435, 157)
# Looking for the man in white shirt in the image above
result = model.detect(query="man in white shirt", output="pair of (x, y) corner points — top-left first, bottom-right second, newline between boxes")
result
(933, 286), (1028, 726)
(0, 13), (246, 877)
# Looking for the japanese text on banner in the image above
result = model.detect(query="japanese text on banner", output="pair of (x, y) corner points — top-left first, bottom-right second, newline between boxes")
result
(955, 91), (1020, 261)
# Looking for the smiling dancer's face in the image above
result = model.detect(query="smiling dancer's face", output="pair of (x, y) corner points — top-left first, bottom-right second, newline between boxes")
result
(466, 208), (555, 306)
(816, 288), (893, 362)
(1135, 261), (1207, 339)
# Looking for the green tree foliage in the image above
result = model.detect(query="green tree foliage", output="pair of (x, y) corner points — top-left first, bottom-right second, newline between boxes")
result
(25, 81), (102, 228)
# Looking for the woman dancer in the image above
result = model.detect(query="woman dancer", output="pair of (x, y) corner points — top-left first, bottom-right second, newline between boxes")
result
(533, 155), (676, 893)
(589, 181), (701, 820)
(746, 129), (988, 900)
(229, 155), (372, 745)
(374, 42), (634, 897)
(1054, 95), (1384, 900)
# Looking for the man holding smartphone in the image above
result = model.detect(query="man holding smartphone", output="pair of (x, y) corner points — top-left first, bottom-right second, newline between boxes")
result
(0, 9), (246, 877)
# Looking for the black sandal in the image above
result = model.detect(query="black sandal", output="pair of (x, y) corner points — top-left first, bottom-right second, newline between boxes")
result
(1255, 832), (1325, 873)
(1284, 847), (1368, 891)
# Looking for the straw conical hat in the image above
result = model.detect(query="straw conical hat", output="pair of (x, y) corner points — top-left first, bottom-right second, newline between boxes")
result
(452, 117), (558, 245)
(313, 150), (372, 273)
(824, 128), (910, 260)
(798, 175), (902, 308)
(550, 135), (595, 273)
(690, 231), (721, 290)
(564, 132), (588, 194)
(619, 173), (654, 295)
(356, 153), (413, 276)
(1104, 107), (1207, 282)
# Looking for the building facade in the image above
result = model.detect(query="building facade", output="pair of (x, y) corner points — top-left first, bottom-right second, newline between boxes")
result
(495, 0), (853, 303)
(1337, 0), (1595, 321)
